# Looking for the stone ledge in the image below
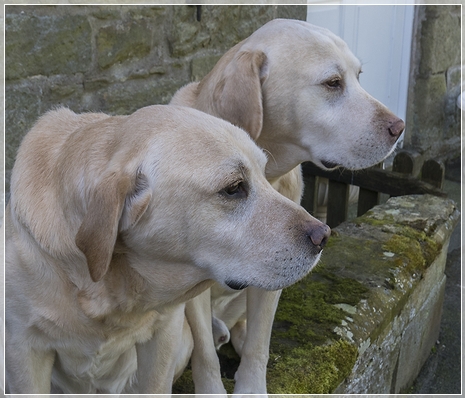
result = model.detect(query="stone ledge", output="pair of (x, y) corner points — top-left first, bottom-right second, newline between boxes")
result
(173, 194), (460, 394)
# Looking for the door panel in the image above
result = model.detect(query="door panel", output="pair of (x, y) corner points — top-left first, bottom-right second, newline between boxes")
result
(307, 4), (414, 125)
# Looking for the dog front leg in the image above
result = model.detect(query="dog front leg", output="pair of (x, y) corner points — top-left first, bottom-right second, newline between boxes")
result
(185, 290), (226, 394)
(132, 304), (189, 394)
(233, 287), (281, 395)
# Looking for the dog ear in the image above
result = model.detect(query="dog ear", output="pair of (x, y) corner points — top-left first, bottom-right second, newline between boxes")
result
(119, 169), (152, 231)
(213, 50), (268, 140)
(75, 170), (151, 282)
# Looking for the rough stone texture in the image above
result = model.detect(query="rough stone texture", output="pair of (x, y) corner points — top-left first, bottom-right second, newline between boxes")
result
(417, 6), (460, 76)
(5, 12), (92, 79)
(5, 4), (461, 190)
(328, 195), (459, 394)
(4, 4), (307, 194)
(173, 194), (459, 394)
(405, 5), (461, 162)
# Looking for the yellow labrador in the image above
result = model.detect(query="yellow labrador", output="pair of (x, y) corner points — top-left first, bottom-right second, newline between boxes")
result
(171, 19), (404, 393)
(5, 104), (330, 394)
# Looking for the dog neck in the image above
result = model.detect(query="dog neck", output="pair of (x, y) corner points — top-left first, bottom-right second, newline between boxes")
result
(77, 251), (215, 320)
(256, 137), (308, 180)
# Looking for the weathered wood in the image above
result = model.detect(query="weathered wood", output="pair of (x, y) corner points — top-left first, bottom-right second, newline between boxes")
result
(421, 159), (445, 190)
(392, 150), (423, 176)
(327, 180), (350, 228)
(301, 162), (446, 197)
(301, 174), (319, 216)
(357, 163), (381, 216)
(357, 188), (380, 217)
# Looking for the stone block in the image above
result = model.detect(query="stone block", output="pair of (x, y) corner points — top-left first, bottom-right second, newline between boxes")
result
(97, 19), (153, 69)
(331, 195), (458, 394)
(92, 76), (183, 115)
(5, 79), (44, 193)
(201, 5), (275, 48)
(5, 9), (92, 79)
(405, 5), (461, 163)
(191, 54), (222, 82)
(410, 73), (447, 149)
(415, 74), (447, 124)
(275, 5), (308, 20)
(168, 6), (209, 58)
(5, 74), (86, 191)
(394, 274), (446, 392)
(168, 5), (279, 58)
(418, 6), (461, 76)
(96, 8), (165, 69)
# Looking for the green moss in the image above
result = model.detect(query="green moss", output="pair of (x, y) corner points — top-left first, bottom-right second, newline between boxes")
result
(382, 227), (442, 273)
(172, 369), (194, 393)
(267, 340), (358, 394)
(262, 265), (366, 393)
(272, 266), (368, 347)
(222, 378), (236, 393)
(172, 367), (236, 394)
(353, 211), (442, 282)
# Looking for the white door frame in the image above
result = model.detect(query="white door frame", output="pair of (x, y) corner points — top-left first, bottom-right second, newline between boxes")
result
(306, 3), (415, 133)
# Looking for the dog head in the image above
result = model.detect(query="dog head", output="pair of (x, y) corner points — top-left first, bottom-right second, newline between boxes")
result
(68, 106), (330, 294)
(180, 19), (404, 179)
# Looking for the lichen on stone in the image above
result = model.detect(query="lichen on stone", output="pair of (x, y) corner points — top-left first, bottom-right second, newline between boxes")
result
(382, 227), (441, 270)
(272, 263), (369, 347)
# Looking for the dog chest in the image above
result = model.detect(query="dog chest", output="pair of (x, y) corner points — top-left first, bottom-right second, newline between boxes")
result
(52, 310), (159, 393)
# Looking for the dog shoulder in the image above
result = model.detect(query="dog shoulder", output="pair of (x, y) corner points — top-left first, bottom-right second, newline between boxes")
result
(170, 82), (200, 108)
(269, 166), (304, 204)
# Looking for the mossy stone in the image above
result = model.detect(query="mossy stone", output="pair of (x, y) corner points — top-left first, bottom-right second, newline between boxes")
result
(97, 19), (153, 69)
(267, 340), (358, 394)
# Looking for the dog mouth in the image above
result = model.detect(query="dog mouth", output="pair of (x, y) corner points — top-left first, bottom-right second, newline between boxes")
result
(320, 160), (341, 170)
(225, 280), (250, 290)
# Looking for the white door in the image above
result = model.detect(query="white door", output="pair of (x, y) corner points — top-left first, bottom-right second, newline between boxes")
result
(306, 3), (414, 132)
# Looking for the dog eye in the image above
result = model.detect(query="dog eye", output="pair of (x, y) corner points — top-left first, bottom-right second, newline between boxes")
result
(221, 181), (248, 199)
(325, 78), (342, 89)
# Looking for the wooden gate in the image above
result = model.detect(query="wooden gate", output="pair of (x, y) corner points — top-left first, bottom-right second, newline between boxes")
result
(301, 150), (446, 228)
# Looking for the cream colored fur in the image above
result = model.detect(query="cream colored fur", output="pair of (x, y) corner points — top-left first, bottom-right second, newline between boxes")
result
(5, 104), (330, 394)
(170, 19), (404, 394)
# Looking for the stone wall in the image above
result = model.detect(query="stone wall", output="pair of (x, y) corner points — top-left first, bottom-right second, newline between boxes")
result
(4, 4), (306, 193)
(5, 4), (462, 191)
(404, 5), (461, 162)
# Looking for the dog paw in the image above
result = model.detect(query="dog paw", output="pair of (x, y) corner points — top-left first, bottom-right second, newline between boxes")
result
(233, 381), (267, 395)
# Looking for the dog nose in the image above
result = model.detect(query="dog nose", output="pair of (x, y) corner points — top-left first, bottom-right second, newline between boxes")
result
(388, 118), (405, 140)
(308, 224), (331, 252)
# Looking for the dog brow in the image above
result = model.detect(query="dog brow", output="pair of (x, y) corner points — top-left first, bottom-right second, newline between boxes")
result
(321, 64), (344, 81)
(215, 161), (248, 188)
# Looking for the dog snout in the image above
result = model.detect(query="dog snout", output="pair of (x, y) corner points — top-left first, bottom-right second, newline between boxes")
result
(307, 223), (331, 252)
(388, 118), (405, 140)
